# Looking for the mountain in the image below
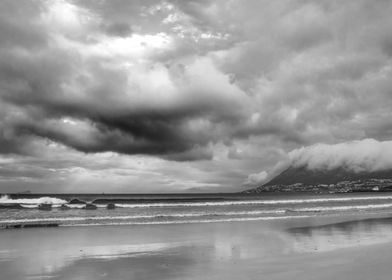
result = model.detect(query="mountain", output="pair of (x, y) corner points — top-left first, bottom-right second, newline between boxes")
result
(266, 166), (392, 186)
(245, 166), (392, 193)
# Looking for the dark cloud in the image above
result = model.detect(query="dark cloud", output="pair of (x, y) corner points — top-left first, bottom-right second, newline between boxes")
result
(102, 22), (133, 37)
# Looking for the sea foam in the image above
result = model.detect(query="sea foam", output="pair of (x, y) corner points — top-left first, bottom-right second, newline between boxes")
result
(0, 195), (67, 205)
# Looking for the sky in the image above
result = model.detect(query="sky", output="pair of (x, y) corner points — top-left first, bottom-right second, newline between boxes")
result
(1, 0), (392, 193)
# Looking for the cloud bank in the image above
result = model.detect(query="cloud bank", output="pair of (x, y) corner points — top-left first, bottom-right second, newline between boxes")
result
(288, 138), (392, 173)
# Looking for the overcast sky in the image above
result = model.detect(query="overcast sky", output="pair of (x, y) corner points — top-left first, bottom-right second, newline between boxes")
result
(1, 0), (392, 193)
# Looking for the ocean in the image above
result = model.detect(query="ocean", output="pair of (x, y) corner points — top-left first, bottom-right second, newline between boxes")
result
(2, 193), (392, 228)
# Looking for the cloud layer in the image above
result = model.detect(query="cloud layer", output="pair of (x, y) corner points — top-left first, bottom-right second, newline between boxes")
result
(288, 139), (392, 173)
(1, 0), (392, 192)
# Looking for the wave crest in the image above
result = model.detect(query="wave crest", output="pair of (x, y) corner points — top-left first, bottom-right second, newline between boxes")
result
(0, 195), (67, 205)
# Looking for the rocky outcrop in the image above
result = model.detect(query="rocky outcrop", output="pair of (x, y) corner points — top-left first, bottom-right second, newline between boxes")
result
(106, 203), (116, 210)
(0, 203), (23, 209)
(83, 203), (97, 210)
(2, 223), (59, 229)
(38, 204), (52, 210)
(68, 198), (86, 204)
(60, 204), (70, 210)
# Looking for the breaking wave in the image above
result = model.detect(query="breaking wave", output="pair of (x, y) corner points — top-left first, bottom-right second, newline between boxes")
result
(0, 195), (67, 205)
(114, 195), (392, 208)
(294, 203), (392, 212)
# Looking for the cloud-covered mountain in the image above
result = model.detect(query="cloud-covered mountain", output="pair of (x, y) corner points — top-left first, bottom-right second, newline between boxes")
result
(264, 166), (392, 186)
(246, 139), (392, 192)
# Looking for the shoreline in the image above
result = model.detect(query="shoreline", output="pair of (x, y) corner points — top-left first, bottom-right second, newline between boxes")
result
(2, 211), (392, 230)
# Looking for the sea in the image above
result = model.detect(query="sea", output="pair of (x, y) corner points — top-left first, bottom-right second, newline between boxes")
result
(2, 193), (392, 228)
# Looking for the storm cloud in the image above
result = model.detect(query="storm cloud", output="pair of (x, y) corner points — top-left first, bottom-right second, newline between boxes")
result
(1, 0), (392, 192)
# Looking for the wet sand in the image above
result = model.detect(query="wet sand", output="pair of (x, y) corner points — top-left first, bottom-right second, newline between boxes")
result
(2, 214), (392, 280)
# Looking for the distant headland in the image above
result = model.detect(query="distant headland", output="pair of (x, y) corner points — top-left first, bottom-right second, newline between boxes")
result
(245, 166), (392, 193)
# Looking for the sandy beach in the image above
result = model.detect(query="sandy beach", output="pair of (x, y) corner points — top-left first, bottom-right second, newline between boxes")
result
(2, 213), (392, 280)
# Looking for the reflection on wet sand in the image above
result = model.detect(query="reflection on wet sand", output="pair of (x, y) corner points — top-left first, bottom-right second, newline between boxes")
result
(286, 217), (392, 252)
(3, 216), (392, 279)
(0, 222), (288, 279)
(0, 241), (214, 280)
(48, 244), (210, 280)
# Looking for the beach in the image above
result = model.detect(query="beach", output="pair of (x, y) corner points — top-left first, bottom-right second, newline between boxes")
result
(2, 213), (392, 280)
(2, 0), (392, 279)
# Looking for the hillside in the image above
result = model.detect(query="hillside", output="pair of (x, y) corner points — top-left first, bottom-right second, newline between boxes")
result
(246, 166), (392, 193)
